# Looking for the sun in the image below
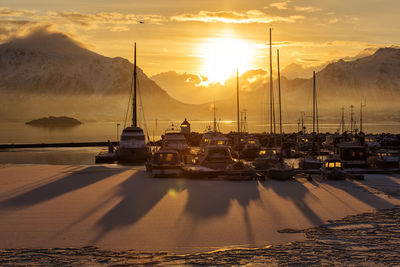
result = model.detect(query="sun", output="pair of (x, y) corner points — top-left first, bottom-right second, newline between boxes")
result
(200, 37), (254, 84)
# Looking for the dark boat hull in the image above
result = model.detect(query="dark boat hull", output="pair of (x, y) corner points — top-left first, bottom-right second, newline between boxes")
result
(267, 168), (294, 180)
(299, 159), (322, 169)
(117, 147), (148, 164)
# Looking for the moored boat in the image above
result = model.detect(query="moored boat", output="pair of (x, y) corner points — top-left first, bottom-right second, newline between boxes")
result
(161, 124), (191, 162)
(334, 142), (368, 168)
(151, 150), (182, 177)
(117, 126), (148, 163)
(116, 43), (149, 164)
(320, 159), (346, 180)
(320, 159), (364, 180)
(299, 155), (323, 169)
(253, 147), (280, 170)
(267, 162), (294, 180)
(240, 137), (261, 160)
(368, 150), (399, 169)
(196, 144), (235, 170)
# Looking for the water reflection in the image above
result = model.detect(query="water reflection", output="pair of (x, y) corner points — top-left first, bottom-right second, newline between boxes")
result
(26, 123), (82, 133)
(0, 147), (103, 165)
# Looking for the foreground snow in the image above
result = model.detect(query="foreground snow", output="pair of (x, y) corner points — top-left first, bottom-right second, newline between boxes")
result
(0, 164), (399, 255)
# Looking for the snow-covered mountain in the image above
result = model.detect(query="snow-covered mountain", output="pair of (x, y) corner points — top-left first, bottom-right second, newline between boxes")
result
(0, 30), (206, 121)
(0, 30), (164, 96)
(285, 47), (400, 110)
(317, 47), (400, 97)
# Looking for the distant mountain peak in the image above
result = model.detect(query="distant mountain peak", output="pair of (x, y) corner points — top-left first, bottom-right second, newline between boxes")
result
(374, 47), (400, 56)
(1, 28), (94, 58)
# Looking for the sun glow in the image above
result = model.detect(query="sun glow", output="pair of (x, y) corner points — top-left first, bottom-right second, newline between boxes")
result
(200, 37), (255, 84)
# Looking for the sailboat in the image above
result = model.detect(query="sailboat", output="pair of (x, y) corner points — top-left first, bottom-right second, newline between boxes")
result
(266, 48), (294, 180)
(299, 71), (323, 169)
(117, 43), (149, 163)
(195, 74), (237, 171)
(252, 29), (293, 180)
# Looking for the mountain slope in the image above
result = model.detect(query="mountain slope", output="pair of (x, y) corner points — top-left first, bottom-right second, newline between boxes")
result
(287, 47), (400, 110)
(0, 30), (207, 122)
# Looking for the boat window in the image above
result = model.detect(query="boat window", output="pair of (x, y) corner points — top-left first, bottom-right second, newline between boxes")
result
(259, 150), (266, 155)
(155, 153), (177, 163)
(218, 140), (226, 145)
(359, 152), (364, 156)
(329, 162), (335, 168)
(335, 162), (342, 168)
(352, 151), (356, 157)
(248, 140), (256, 144)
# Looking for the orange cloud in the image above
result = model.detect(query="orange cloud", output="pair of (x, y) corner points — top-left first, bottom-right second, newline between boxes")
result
(57, 11), (166, 27)
(294, 6), (322, 12)
(171, 10), (304, 24)
(269, 2), (290, 10)
(0, 6), (37, 17)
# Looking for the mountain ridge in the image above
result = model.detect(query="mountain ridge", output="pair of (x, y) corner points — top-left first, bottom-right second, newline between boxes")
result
(1, 30), (399, 123)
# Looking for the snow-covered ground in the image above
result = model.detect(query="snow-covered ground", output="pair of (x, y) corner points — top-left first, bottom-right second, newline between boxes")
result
(0, 164), (399, 254)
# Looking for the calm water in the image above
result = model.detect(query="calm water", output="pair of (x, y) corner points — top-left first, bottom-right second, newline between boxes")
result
(1, 121), (399, 144)
(0, 121), (399, 165)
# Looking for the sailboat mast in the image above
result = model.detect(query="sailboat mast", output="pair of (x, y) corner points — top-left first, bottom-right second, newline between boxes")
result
(313, 71), (316, 133)
(213, 103), (217, 132)
(341, 107), (345, 133)
(133, 43), (137, 127)
(277, 49), (282, 135)
(350, 104), (354, 134)
(236, 68), (240, 150)
(316, 73), (319, 133)
(360, 99), (366, 133)
(269, 28), (274, 135)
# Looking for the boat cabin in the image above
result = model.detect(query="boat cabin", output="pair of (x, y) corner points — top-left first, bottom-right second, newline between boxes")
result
(120, 126), (146, 148)
(296, 134), (314, 151)
(197, 145), (234, 170)
(334, 143), (368, 168)
(151, 150), (182, 177)
(162, 132), (188, 150)
(200, 132), (229, 148)
(153, 150), (181, 164)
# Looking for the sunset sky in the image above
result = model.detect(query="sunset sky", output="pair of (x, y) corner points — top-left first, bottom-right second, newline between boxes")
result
(2, 0), (400, 83)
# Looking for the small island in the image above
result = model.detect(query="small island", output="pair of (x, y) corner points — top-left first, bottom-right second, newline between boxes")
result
(26, 116), (82, 126)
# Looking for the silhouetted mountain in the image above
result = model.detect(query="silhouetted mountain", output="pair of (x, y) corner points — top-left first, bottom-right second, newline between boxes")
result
(0, 29), (206, 121)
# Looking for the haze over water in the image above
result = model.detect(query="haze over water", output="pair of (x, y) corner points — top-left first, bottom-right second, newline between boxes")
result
(1, 121), (399, 144)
